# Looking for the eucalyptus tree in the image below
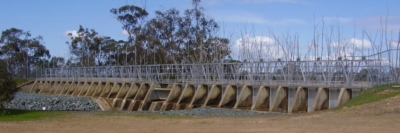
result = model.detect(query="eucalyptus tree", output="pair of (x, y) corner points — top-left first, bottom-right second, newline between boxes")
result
(66, 25), (118, 66)
(139, 8), (184, 64)
(0, 59), (18, 110)
(139, 0), (230, 64)
(110, 5), (149, 65)
(48, 56), (65, 68)
(0, 28), (50, 78)
(180, 0), (230, 63)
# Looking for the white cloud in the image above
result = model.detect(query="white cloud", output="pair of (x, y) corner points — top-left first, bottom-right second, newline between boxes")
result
(348, 38), (373, 49)
(121, 30), (129, 36)
(327, 38), (375, 58)
(64, 30), (78, 38)
(390, 40), (400, 48)
(331, 38), (373, 49)
(233, 35), (283, 61)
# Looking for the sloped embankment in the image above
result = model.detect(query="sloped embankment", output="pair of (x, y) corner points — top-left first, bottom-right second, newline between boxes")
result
(338, 85), (400, 114)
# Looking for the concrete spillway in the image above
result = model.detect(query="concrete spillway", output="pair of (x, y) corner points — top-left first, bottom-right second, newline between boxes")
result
(25, 80), (363, 113)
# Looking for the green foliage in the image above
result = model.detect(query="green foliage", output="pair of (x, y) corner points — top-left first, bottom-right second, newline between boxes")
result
(66, 25), (119, 66)
(140, 0), (230, 64)
(0, 28), (50, 78)
(0, 60), (18, 109)
(110, 5), (149, 38)
(48, 56), (65, 68)
(107, 0), (230, 65)
(110, 5), (148, 65)
(0, 110), (67, 121)
(15, 78), (29, 86)
(338, 84), (400, 108)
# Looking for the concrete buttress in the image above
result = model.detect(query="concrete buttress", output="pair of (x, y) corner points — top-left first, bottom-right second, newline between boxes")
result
(175, 84), (195, 110)
(270, 86), (288, 112)
(335, 88), (351, 107)
(161, 84), (183, 111)
(234, 85), (253, 109)
(120, 83), (139, 110)
(311, 87), (329, 112)
(202, 84), (222, 107)
(288, 87), (308, 113)
(189, 84), (208, 108)
(218, 85), (237, 108)
(85, 82), (98, 97)
(251, 86), (270, 111)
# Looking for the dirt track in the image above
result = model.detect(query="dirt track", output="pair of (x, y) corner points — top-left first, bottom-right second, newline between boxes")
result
(1, 95), (400, 133)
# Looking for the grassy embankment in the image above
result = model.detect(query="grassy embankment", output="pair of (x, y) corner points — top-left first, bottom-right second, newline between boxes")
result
(338, 84), (400, 108)
(15, 78), (31, 86)
(0, 110), (69, 122)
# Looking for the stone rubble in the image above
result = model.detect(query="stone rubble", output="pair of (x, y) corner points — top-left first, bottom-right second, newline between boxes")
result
(4, 92), (285, 117)
(4, 92), (100, 111)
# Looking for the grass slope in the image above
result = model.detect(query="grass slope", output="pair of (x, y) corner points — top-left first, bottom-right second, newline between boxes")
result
(338, 84), (400, 108)
(0, 110), (68, 122)
(15, 78), (31, 86)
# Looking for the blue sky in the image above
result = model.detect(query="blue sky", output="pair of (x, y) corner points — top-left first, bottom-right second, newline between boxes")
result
(1, 0), (399, 60)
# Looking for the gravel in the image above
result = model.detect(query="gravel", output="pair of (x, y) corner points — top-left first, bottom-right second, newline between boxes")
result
(133, 107), (286, 117)
(4, 92), (285, 117)
(3, 92), (100, 111)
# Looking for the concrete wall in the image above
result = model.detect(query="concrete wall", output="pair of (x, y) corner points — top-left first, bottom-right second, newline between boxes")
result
(329, 88), (340, 108)
(308, 88), (317, 112)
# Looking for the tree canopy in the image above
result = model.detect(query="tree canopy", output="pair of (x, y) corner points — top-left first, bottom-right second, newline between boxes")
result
(64, 0), (231, 66)
(0, 28), (50, 77)
(0, 60), (18, 110)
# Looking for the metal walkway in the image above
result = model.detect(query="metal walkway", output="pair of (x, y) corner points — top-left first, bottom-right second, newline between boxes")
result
(39, 59), (393, 88)
(25, 58), (399, 113)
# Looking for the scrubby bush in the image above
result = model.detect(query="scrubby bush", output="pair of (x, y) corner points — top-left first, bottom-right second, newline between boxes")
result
(0, 60), (18, 109)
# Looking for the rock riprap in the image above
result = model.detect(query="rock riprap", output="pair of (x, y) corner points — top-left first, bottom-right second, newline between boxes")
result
(4, 92), (100, 111)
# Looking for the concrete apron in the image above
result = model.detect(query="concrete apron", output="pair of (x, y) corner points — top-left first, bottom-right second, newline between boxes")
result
(28, 80), (364, 113)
